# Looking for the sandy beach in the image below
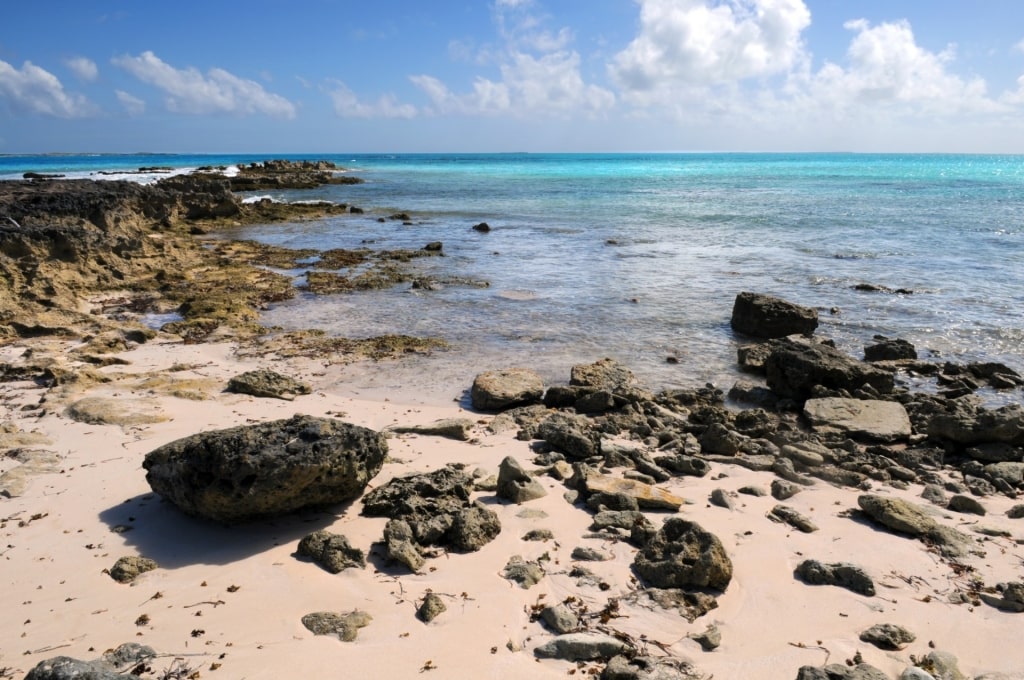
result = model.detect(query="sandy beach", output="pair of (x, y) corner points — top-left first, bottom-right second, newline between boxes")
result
(2, 166), (1023, 680)
(2, 334), (1023, 680)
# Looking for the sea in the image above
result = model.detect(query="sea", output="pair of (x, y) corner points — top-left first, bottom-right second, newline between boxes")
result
(3, 152), (1023, 404)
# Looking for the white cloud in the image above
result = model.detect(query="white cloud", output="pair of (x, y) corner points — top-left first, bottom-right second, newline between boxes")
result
(1014, 38), (1024, 54)
(805, 19), (995, 116)
(112, 51), (297, 118)
(326, 80), (417, 119)
(0, 59), (91, 117)
(115, 89), (146, 116)
(65, 56), (98, 82)
(610, 0), (811, 91)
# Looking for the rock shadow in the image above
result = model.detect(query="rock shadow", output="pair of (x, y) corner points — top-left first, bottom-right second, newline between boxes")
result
(98, 493), (353, 569)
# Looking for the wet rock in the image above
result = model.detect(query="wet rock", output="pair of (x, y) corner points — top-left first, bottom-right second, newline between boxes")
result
(472, 221), (491, 232)
(226, 368), (311, 400)
(730, 292), (818, 339)
(109, 555), (157, 583)
(144, 414), (387, 523)
(795, 559), (875, 596)
(864, 338), (917, 361)
(417, 592), (447, 622)
(497, 456), (548, 503)
(602, 654), (702, 680)
(859, 622), (916, 650)
(391, 417), (476, 441)
(471, 368), (544, 411)
(768, 505), (819, 533)
(297, 530), (365, 573)
(857, 494), (972, 558)
(633, 518), (733, 590)
(301, 610), (372, 641)
(534, 633), (631, 661)
(540, 603), (579, 633)
(765, 338), (894, 401)
(503, 555), (545, 588)
(947, 494), (986, 516)
(803, 397), (912, 442)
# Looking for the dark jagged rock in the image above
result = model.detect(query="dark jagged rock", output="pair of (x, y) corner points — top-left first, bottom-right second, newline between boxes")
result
(297, 530), (366, 573)
(927, 402), (1024, 447)
(794, 559), (876, 596)
(143, 414), (387, 522)
(226, 368), (312, 400)
(864, 337), (917, 361)
(730, 291), (818, 338)
(764, 337), (895, 400)
(537, 412), (602, 460)
(361, 464), (501, 567)
(417, 592), (447, 622)
(25, 643), (156, 680)
(633, 517), (733, 590)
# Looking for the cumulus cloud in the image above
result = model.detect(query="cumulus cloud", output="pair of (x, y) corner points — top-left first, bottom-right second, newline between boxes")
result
(115, 89), (146, 116)
(806, 19), (994, 115)
(0, 59), (91, 117)
(326, 80), (417, 119)
(65, 56), (98, 82)
(112, 51), (297, 118)
(610, 0), (811, 91)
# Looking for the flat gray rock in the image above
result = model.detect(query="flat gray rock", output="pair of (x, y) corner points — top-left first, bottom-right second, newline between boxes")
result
(533, 633), (631, 661)
(804, 397), (912, 441)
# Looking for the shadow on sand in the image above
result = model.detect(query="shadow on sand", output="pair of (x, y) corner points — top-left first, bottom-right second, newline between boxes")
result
(98, 493), (355, 569)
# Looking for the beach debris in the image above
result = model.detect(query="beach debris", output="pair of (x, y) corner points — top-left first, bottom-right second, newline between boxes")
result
(533, 632), (631, 661)
(417, 592), (447, 622)
(730, 291), (818, 339)
(225, 368), (311, 400)
(794, 560), (876, 597)
(143, 414), (387, 522)
(633, 518), (733, 591)
(502, 555), (545, 589)
(859, 623), (916, 650)
(496, 455), (548, 503)
(301, 610), (372, 641)
(296, 530), (366, 573)
(470, 368), (544, 411)
(108, 556), (158, 584)
(390, 417), (476, 441)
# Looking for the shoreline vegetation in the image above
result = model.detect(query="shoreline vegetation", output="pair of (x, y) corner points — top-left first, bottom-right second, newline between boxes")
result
(1, 161), (1023, 680)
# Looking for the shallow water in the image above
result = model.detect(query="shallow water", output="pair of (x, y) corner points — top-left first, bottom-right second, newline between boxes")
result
(5, 152), (1022, 403)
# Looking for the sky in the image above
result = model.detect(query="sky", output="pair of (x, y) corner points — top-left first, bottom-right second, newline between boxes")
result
(3, 0), (1024, 154)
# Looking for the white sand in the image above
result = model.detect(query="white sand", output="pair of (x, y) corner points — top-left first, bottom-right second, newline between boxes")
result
(1, 338), (1023, 679)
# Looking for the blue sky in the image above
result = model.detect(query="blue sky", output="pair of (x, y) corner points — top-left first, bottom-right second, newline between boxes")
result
(3, 0), (1024, 153)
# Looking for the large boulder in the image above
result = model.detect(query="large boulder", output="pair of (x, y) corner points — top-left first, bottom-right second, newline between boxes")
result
(730, 292), (818, 339)
(765, 338), (895, 400)
(470, 368), (544, 411)
(143, 414), (387, 523)
(928, 403), (1024, 446)
(857, 494), (972, 558)
(633, 518), (733, 591)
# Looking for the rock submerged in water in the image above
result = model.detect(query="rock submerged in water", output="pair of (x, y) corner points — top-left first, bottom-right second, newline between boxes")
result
(143, 414), (387, 523)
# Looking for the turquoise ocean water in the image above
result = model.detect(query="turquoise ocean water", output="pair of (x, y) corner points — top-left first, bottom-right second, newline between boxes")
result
(3, 152), (1023, 401)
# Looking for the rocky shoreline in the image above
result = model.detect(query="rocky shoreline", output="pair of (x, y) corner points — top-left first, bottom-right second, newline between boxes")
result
(1, 163), (1023, 680)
